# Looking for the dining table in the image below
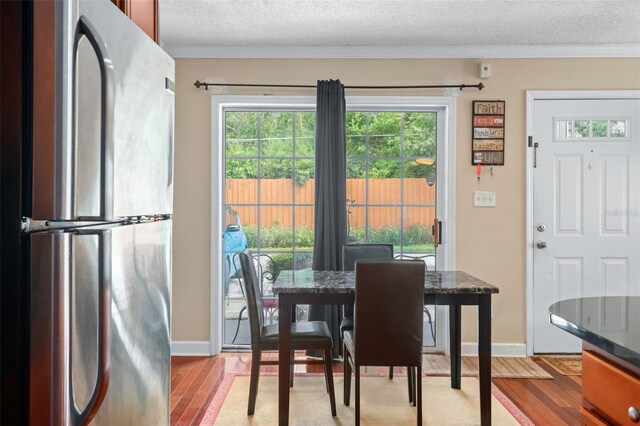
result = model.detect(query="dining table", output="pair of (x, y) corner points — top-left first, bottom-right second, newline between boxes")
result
(273, 269), (499, 426)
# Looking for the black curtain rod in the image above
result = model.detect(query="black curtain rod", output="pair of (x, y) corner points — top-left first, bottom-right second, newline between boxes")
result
(193, 80), (484, 91)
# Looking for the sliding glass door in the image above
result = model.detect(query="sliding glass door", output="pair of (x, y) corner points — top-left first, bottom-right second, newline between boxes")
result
(218, 98), (446, 351)
(344, 110), (438, 346)
(222, 110), (315, 346)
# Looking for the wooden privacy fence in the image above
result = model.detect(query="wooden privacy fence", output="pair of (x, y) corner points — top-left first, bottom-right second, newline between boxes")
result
(225, 178), (436, 229)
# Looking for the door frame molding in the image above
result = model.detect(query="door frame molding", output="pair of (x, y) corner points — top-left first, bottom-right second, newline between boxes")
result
(525, 90), (640, 356)
(210, 95), (457, 355)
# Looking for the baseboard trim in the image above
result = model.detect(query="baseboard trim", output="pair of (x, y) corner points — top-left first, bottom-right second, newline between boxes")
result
(170, 341), (526, 357)
(461, 343), (527, 357)
(171, 340), (211, 356)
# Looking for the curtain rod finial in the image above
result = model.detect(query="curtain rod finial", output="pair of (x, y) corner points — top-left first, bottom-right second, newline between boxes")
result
(194, 80), (202, 88)
(478, 82), (485, 90)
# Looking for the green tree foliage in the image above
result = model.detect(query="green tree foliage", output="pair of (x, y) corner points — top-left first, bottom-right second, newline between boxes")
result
(225, 112), (316, 185)
(225, 111), (437, 183)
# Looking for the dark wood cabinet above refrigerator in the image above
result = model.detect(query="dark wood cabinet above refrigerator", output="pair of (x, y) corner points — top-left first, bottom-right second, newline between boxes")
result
(112, 0), (158, 42)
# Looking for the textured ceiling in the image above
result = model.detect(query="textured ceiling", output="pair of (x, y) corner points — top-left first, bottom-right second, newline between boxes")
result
(159, 0), (640, 54)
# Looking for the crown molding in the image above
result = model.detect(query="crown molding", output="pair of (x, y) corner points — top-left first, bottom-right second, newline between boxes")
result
(164, 43), (640, 59)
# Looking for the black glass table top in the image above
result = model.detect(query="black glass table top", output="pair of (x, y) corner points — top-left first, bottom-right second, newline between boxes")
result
(549, 296), (640, 367)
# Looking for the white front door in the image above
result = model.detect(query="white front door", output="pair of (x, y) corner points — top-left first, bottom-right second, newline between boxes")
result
(532, 98), (640, 353)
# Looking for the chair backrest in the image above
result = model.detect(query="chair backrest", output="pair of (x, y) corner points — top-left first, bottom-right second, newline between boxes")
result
(239, 250), (264, 347)
(342, 244), (393, 271)
(353, 260), (425, 366)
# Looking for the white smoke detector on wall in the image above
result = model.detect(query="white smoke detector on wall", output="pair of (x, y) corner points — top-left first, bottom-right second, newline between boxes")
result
(479, 63), (491, 79)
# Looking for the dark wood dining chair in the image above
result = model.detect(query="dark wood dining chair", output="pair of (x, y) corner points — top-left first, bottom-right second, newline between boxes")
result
(340, 244), (394, 336)
(238, 250), (337, 416)
(343, 260), (425, 425)
(341, 243), (416, 401)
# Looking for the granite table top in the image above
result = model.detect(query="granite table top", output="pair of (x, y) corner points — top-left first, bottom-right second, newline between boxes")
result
(550, 296), (640, 368)
(272, 269), (499, 295)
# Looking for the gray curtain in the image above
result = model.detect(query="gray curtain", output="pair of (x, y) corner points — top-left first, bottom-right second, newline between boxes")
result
(308, 79), (347, 358)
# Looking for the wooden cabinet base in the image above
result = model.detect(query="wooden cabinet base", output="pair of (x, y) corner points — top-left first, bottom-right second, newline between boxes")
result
(582, 349), (640, 425)
(581, 407), (608, 426)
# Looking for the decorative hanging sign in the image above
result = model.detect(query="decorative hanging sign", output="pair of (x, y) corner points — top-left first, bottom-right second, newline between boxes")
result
(472, 100), (505, 165)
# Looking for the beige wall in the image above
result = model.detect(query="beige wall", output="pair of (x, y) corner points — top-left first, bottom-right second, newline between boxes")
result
(173, 58), (640, 344)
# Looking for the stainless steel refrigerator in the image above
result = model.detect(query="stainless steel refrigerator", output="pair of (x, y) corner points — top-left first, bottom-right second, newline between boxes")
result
(1, 0), (174, 424)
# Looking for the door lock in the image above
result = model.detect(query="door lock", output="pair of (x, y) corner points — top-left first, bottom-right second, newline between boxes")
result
(536, 240), (547, 249)
(536, 223), (546, 232)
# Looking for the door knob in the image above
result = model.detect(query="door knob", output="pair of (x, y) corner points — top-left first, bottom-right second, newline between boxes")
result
(536, 240), (547, 249)
(629, 406), (639, 423)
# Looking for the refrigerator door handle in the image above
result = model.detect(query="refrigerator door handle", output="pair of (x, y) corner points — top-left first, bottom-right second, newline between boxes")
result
(71, 229), (112, 425)
(73, 16), (115, 221)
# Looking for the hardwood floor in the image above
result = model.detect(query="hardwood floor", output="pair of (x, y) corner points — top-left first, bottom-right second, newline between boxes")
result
(170, 353), (582, 425)
(493, 358), (582, 425)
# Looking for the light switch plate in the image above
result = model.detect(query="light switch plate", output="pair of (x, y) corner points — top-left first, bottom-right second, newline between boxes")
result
(474, 191), (496, 207)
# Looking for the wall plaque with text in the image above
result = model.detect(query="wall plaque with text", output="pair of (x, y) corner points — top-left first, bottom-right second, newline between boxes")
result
(472, 100), (505, 165)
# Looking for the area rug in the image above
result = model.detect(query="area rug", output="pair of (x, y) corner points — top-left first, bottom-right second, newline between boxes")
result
(200, 375), (535, 425)
(539, 356), (582, 376)
(423, 355), (553, 379)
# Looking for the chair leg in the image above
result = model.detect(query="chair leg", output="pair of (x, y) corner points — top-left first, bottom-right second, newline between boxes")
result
(248, 349), (261, 415)
(412, 367), (417, 407)
(323, 347), (337, 416)
(324, 359), (330, 393)
(388, 366), (394, 379)
(407, 366), (414, 404)
(289, 350), (295, 387)
(416, 366), (423, 425)
(232, 305), (247, 344)
(343, 343), (351, 406)
(355, 366), (361, 426)
(322, 348), (331, 394)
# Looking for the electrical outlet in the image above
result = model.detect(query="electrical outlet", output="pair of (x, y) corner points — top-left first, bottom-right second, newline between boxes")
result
(473, 191), (496, 207)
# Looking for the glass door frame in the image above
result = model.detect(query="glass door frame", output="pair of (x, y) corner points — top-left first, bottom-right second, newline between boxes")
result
(346, 97), (456, 353)
(210, 95), (457, 355)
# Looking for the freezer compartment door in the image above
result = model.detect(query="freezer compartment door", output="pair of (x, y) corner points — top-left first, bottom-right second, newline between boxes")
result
(30, 233), (70, 426)
(71, 219), (171, 425)
(73, 0), (174, 219)
(31, 230), (112, 425)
